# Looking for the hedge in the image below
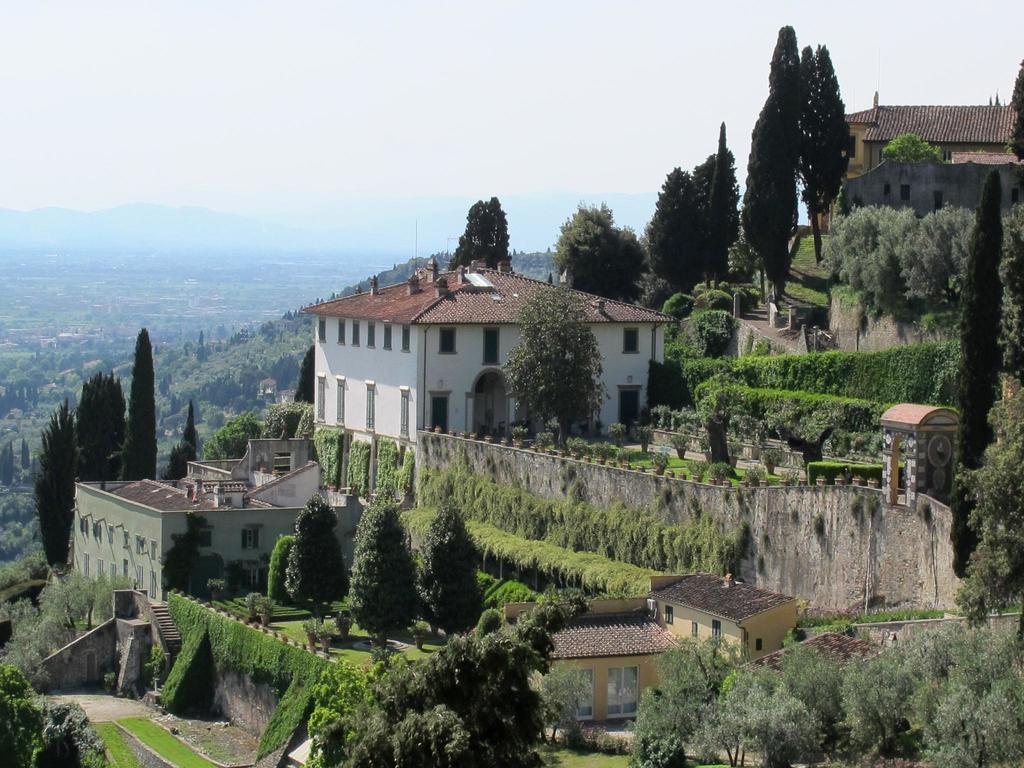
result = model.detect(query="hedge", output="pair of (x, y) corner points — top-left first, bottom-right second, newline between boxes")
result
(417, 465), (747, 577)
(313, 427), (344, 489)
(404, 508), (660, 596)
(347, 440), (370, 497)
(162, 593), (332, 759)
(374, 438), (400, 496)
(806, 461), (884, 485)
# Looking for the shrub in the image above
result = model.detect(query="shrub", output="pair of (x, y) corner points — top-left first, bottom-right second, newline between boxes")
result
(511, 425), (529, 441)
(689, 310), (737, 357)
(476, 608), (504, 636)
(693, 289), (733, 311)
(263, 402), (313, 440)
(267, 535), (294, 603)
(744, 466), (767, 484)
(608, 423), (626, 445)
(565, 437), (590, 457)
(535, 431), (555, 451)
(690, 460), (709, 482)
(807, 461), (884, 485)
(663, 292), (695, 319)
(143, 644), (165, 689)
(245, 592), (261, 620)
(651, 453), (669, 473)
(482, 579), (540, 611)
(709, 462), (732, 482)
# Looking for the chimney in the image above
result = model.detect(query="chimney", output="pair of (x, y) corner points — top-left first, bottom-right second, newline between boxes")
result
(497, 259), (512, 274)
(429, 258), (439, 282)
(723, 573), (734, 588)
(872, 90), (879, 108)
(407, 274), (421, 295)
(470, 259), (486, 273)
(459, 265), (469, 284)
(435, 276), (449, 297)
(370, 275), (379, 296)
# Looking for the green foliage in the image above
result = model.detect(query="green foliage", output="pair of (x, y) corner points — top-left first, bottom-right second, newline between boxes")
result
(163, 441), (195, 481)
(285, 495), (348, 612)
(503, 288), (604, 443)
(312, 427), (344, 488)
(1012, 60), (1024, 160)
(555, 203), (646, 301)
(76, 370), (125, 482)
(693, 289), (732, 312)
(646, 168), (709, 293)
(34, 699), (107, 768)
(475, 608), (503, 636)
(807, 461), (883, 485)
(374, 438), (401, 497)
(346, 440), (370, 497)
(203, 411), (262, 460)
(306, 661), (371, 768)
(662, 293), (694, 319)
(349, 496), (419, 645)
(481, 579), (539, 611)
(162, 593), (330, 758)
(35, 400), (78, 567)
(539, 665), (592, 740)
(707, 123), (741, 283)
(689, 310), (736, 357)
(0, 664), (42, 768)
(452, 197), (510, 269)
(840, 642), (918, 757)
(418, 466), (746, 580)
(647, 359), (689, 410)
(396, 449), (415, 496)
(263, 401), (313, 439)
(418, 501), (481, 634)
(122, 328), (157, 480)
(881, 132), (944, 163)
(162, 513), (207, 594)
(296, 344), (315, 404)
(143, 644), (166, 689)
(1003, 205), (1024, 379)
(267, 534), (294, 603)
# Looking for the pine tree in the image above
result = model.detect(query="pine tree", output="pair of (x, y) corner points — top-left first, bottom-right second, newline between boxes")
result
(121, 329), (156, 480)
(952, 170), (1004, 576)
(418, 501), (481, 634)
(348, 495), (418, 648)
(554, 204), (646, 301)
(295, 345), (315, 404)
(20, 438), (29, 471)
(183, 400), (198, 457)
(452, 197), (510, 269)
(799, 44), (850, 263)
(285, 495), (347, 614)
(77, 371), (126, 482)
(645, 168), (706, 293)
(1010, 59), (1024, 161)
(707, 123), (740, 282)
(742, 26), (801, 301)
(35, 400), (79, 567)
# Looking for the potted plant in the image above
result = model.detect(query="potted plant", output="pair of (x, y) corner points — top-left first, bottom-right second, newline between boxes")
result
(335, 611), (352, 640)
(483, 434), (493, 443)
(710, 462), (731, 486)
(303, 618), (319, 651)
(207, 579), (226, 602)
(760, 448), (781, 476)
(608, 422), (626, 447)
(434, 426), (442, 433)
(699, 437), (712, 462)
(651, 452), (668, 476)
(103, 671), (117, 694)
(690, 460), (708, 484)
(244, 592), (261, 622)
(637, 425), (654, 453)
(511, 425), (528, 448)
(727, 442), (742, 468)
(868, 477), (880, 488)
(313, 619), (333, 653)
(745, 466), (767, 487)
(780, 470), (798, 486)
(257, 596), (274, 626)
(670, 433), (689, 460)
(410, 620), (430, 650)
(816, 476), (827, 487)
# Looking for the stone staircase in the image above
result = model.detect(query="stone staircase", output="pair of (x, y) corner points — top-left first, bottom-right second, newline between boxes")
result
(149, 601), (182, 657)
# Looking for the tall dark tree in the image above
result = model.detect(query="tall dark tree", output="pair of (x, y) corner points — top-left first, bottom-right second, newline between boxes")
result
(799, 44), (849, 263)
(743, 26), (802, 301)
(952, 170), (1004, 576)
(121, 329), (156, 480)
(295, 345), (315, 404)
(285, 495), (348, 615)
(554, 204), (646, 301)
(76, 371), (125, 482)
(162, 443), (191, 481)
(1010, 58), (1024, 161)
(646, 168), (706, 293)
(1, 443), (13, 486)
(707, 123), (741, 281)
(35, 400), (78, 567)
(20, 438), (29, 471)
(1003, 207), (1024, 381)
(419, 501), (481, 635)
(183, 400), (198, 456)
(348, 495), (418, 648)
(452, 197), (510, 269)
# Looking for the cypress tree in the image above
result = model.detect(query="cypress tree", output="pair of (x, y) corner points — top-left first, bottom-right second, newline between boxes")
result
(799, 44), (849, 263)
(77, 371), (126, 482)
(1, 442), (13, 486)
(183, 400), (198, 456)
(742, 26), (801, 301)
(295, 345), (315, 404)
(452, 197), (510, 269)
(121, 329), (156, 480)
(1010, 59), (1024, 161)
(35, 400), (78, 567)
(20, 438), (29, 471)
(645, 168), (706, 293)
(285, 495), (347, 615)
(952, 170), (1004, 575)
(707, 123), (740, 282)
(418, 501), (481, 634)
(1002, 206), (1024, 381)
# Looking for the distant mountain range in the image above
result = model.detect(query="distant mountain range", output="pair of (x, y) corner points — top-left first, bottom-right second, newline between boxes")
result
(0, 193), (658, 257)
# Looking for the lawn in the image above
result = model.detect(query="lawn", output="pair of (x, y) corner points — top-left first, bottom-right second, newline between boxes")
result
(622, 452), (783, 487)
(540, 745), (630, 767)
(117, 718), (218, 768)
(94, 723), (142, 768)
(783, 234), (830, 309)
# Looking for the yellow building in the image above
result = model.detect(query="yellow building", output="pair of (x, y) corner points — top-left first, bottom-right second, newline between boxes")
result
(845, 94), (1014, 179)
(649, 573), (798, 661)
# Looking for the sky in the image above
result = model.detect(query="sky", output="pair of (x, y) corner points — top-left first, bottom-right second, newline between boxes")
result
(0, 1), (1019, 251)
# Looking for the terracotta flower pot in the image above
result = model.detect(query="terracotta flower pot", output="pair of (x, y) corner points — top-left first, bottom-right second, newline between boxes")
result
(816, 477), (827, 487)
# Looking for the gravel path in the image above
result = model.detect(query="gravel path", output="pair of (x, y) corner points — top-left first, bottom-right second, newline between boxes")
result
(53, 693), (153, 722)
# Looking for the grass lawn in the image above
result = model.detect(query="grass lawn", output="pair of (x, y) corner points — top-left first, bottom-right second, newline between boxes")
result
(117, 718), (218, 768)
(624, 453), (781, 487)
(783, 234), (830, 309)
(95, 723), (143, 768)
(540, 745), (630, 767)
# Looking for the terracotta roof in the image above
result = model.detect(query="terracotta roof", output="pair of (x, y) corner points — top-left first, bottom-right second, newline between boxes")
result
(846, 105), (1013, 144)
(304, 269), (672, 325)
(650, 574), (795, 623)
(746, 632), (876, 672)
(551, 612), (677, 660)
(880, 404), (957, 428)
(105, 480), (215, 512)
(951, 151), (1023, 165)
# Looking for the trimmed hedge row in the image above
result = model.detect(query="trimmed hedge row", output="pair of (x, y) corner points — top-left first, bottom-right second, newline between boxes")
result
(418, 465), (748, 577)
(162, 593), (332, 759)
(404, 508), (660, 596)
(806, 461), (884, 485)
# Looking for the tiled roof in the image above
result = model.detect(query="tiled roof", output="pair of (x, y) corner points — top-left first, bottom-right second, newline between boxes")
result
(880, 404), (957, 428)
(304, 269), (672, 325)
(551, 612), (677, 660)
(951, 151), (1023, 165)
(650, 574), (795, 623)
(106, 480), (215, 512)
(746, 632), (876, 672)
(846, 105), (1013, 144)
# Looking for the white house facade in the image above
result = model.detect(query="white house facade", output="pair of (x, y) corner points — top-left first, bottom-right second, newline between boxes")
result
(305, 262), (670, 455)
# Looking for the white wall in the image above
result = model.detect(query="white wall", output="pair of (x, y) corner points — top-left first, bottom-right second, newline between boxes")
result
(314, 315), (420, 443)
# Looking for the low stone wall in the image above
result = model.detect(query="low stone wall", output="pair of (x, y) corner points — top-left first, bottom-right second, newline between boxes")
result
(40, 619), (119, 691)
(829, 295), (953, 353)
(847, 612), (1021, 645)
(213, 668), (280, 736)
(418, 431), (960, 612)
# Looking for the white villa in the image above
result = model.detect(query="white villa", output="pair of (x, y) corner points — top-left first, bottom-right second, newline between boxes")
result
(303, 259), (670, 452)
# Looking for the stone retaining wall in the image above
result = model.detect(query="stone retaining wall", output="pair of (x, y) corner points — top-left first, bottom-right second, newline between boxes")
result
(418, 431), (960, 612)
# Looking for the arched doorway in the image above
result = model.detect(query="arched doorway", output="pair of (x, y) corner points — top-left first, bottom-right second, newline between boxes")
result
(473, 370), (508, 438)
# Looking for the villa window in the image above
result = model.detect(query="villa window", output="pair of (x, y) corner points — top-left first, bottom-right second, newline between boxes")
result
(623, 328), (639, 354)
(107, 525), (114, 544)
(317, 376), (326, 421)
(755, 638), (763, 651)
(352, 321), (360, 346)
(383, 324), (392, 350)
(242, 527), (259, 549)
(664, 605), (673, 624)
(439, 327), (456, 354)
(400, 389), (410, 438)
(122, 559), (129, 577)
(1012, 187), (1020, 204)
(150, 540), (157, 558)
(691, 621), (698, 638)
(847, 134), (856, 158)
(110, 562), (116, 579)
(367, 322), (376, 348)
(900, 184), (911, 201)
(317, 318), (326, 342)
(97, 557), (104, 577)
(338, 319), (346, 344)
(83, 553), (90, 577)
(401, 325), (411, 352)
(934, 191), (943, 210)
(150, 571), (157, 598)
(606, 666), (639, 717)
(366, 384), (376, 431)
(136, 565), (144, 591)
(883, 182), (891, 196)
(198, 528), (212, 548)
(136, 535), (147, 554)
(576, 669), (594, 719)
(483, 327), (499, 364)
(712, 619), (722, 638)
(336, 377), (345, 425)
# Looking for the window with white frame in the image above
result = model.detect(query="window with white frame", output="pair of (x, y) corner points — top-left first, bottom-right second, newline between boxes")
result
(317, 376), (326, 421)
(83, 553), (90, 577)
(576, 668), (595, 719)
(606, 666), (639, 716)
(336, 377), (345, 425)
(352, 321), (360, 346)
(338, 318), (346, 344)
(383, 324), (392, 350)
(150, 539), (157, 558)
(150, 571), (157, 598)
(367, 322), (376, 348)
(366, 384), (376, 431)
(123, 559), (129, 577)
(136, 535), (147, 554)
(97, 558), (104, 577)
(110, 562), (117, 580)
(317, 318), (326, 342)
(242, 527), (260, 549)
(400, 389), (410, 438)
(401, 325), (411, 351)
(136, 565), (144, 591)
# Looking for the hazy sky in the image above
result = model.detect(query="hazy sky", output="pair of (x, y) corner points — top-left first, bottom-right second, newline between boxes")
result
(1, 1), (1019, 226)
